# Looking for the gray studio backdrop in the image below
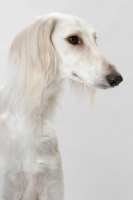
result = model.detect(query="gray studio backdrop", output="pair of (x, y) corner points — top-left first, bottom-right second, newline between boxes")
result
(0, 0), (133, 199)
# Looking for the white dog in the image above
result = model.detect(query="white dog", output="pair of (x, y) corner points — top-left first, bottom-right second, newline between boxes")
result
(0, 13), (123, 200)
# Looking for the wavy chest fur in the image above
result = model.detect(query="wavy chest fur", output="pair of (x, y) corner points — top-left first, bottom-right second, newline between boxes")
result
(0, 81), (62, 199)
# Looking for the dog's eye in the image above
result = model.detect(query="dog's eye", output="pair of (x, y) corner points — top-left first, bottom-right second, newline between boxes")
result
(94, 33), (97, 43)
(94, 34), (97, 40)
(68, 36), (79, 45)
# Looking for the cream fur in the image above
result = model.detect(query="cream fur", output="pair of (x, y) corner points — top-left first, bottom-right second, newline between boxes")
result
(0, 13), (122, 200)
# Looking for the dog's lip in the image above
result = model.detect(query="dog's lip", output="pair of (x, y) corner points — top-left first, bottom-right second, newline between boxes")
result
(71, 73), (112, 89)
(72, 72), (78, 77)
(99, 84), (117, 89)
(95, 83), (110, 89)
(72, 72), (83, 81)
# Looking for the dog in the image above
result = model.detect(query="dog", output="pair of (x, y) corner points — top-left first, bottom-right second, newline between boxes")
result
(0, 13), (123, 200)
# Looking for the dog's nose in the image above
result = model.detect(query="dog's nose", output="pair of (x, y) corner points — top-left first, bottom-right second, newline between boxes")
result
(106, 73), (123, 87)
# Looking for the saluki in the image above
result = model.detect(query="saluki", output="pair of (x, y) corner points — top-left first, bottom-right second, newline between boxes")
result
(0, 13), (123, 200)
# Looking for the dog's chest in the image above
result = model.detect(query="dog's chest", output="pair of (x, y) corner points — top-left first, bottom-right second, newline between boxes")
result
(9, 171), (40, 199)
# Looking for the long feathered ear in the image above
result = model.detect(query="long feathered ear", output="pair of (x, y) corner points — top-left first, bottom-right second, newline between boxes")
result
(6, 17), (57, 110)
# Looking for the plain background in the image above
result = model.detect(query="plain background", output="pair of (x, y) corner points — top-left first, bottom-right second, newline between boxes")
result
(0, 0), (133, 199)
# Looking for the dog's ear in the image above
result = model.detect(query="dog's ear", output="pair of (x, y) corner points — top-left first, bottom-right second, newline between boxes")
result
(33, 17), (57, 82)
(10, 17), (57, 81)
(9, 17), (57, 109)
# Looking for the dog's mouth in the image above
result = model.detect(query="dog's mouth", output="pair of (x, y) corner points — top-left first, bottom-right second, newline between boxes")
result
(72, 72), (109, 89)
(72, 72), (83, 81)
(72, 72), (116, 90)
(96, 84), (109, 89)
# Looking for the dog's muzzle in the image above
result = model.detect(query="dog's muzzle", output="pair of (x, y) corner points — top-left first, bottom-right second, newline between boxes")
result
(106, 73), (123, 87)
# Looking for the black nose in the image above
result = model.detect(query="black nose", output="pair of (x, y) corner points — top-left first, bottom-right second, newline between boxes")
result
(106, 73), (123, 87)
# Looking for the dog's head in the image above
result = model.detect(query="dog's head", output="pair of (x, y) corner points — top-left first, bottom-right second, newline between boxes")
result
(10, 13), (123, 90)
(49, 13), (123, 89)
(9, 13), (123, 109)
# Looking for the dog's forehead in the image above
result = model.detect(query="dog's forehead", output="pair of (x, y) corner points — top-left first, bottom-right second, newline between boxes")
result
(53, 14), (95, 37)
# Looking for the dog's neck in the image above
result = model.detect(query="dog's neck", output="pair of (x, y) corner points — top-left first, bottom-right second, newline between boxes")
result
(1, 78), (63, 139)
(34, 79), (62, 122)
(0, 78), (63, 172)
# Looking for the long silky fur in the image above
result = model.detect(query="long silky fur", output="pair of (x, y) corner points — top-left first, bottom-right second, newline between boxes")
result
(70, 80), (95, 107)
(0, 12), (120, 200)
(0, 16), (64, 200)
(2, 17), (57, 113)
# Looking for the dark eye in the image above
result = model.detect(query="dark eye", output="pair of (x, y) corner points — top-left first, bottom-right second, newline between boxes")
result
(68, 36), (79, 45)
(94, 34), (97, 43)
